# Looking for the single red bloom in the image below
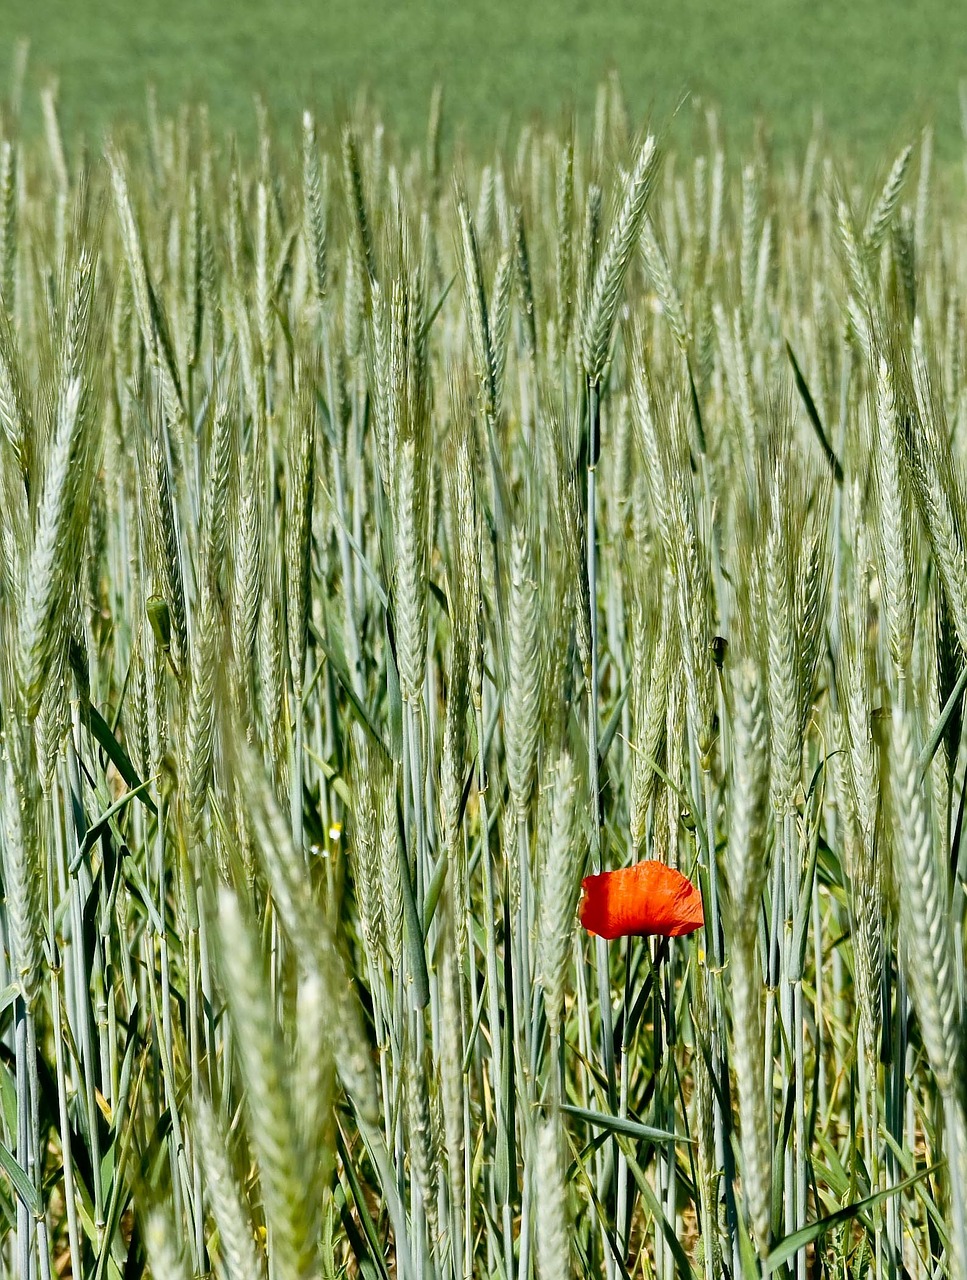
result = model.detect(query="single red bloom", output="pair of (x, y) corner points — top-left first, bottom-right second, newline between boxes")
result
(579, 861), (704, 939)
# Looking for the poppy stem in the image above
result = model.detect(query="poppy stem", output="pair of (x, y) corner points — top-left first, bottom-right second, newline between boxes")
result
(615, 934), (633, 1254)
(586, 376), (616, 1088)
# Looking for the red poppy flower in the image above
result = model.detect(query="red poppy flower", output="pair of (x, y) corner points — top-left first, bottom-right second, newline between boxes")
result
(579, 861), (704, 939)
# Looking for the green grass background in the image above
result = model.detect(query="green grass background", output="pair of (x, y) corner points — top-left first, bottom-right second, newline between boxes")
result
(4, 0), (967, 160)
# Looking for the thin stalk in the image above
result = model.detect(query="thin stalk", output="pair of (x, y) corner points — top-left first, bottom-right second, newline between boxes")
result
(25, 1015), (52, 1280)
(66, 730), (104, 1230)
(50, 781), (82, 1280)
(515, 816), (535, 1280)
(794, 978), (806, 1271)
(15, 1000), (32, 1280)
(781, 810), (796, 1266)
(588, 375), (617, 1280)
(187, 923), (205, 1272)
(291, 690), (304, 855)
(473, 701), (513, 1280)
(406, 702), (429, 913)
(615, 936), (632, 1255)
(944, 1099), (967, 1280)
(331, 425), (364, 690)
(516, 815), (533, 1070)
(701, 764), (741, 1273)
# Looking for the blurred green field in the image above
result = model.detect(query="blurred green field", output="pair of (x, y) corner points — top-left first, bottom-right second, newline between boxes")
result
(4, 0), (967, 159)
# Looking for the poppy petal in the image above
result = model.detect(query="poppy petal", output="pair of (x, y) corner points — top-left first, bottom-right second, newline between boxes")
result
(579, 861), (704, 939)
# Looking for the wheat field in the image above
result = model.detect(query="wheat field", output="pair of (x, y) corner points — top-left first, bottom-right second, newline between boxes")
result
(0, 78), (965, 1280)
